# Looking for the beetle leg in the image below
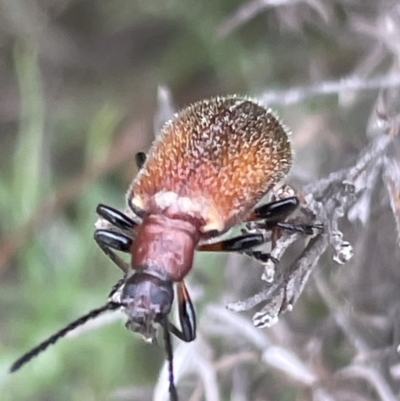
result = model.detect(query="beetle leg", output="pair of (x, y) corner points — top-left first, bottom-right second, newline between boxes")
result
(197, 201), (321, 266)
(198, 233), (265, 252)
(197, 203), (322, 268)
(276, 221), (324, 235)
(169, 322), (194, 343)
(247, 196), (299, 225)
(198, 233), (277, 268)
(135, 152), (147, 169)
(94, 229), (132, 273)
(177, 281), (196, 342)
(164, 281), (196, 343)
(96, 204), (137, 231)
(247, 196), (323, 235)
(242, 250), (278, 264)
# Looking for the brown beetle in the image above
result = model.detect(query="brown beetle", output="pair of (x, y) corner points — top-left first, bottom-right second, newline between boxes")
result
(11, 96), (319, 400)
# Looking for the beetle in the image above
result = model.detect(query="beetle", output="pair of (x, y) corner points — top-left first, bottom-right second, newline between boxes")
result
(10, 96), (320, 400)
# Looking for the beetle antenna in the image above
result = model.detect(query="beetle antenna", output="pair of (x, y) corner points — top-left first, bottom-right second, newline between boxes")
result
(163, 320), (178, 401)
(10, 301), (121, 373)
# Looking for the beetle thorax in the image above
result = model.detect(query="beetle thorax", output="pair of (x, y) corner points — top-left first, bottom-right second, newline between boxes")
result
(132, 214), (200, 282)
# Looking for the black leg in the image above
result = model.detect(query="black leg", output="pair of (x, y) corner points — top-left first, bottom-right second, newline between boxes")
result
(197, 199), (322, 266)
(96, 204), (136, 231)
(135, 152), (147, 169)
(197, 198), (322, 269)
(198, 233), (279, 270)
(248, 197), (323, 235)
(169, 322), (194, 343)
(126, 153), (147, 220)
(198, 233), (266, 252)
(249, 197), (299, 224)
(177, 281), (196, 342)
(95, 230), (132, 252)
(94, 229), (132, 273)
(243, 250), (278, 264)
(276, 221), (324, 235)
(164, 282), (196, 343)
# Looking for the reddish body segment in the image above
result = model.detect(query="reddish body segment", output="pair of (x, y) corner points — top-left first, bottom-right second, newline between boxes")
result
(133, 215), (199, 281)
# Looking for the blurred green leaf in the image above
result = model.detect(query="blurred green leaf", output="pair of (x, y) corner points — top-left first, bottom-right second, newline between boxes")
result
(12, 40), (45, 224)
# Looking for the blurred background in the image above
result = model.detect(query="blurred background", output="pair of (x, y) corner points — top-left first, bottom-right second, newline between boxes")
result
(1, 1), (400, 400)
